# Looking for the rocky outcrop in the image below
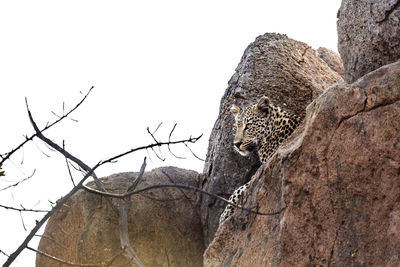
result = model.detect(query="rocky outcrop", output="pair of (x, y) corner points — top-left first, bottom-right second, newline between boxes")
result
(317, 47), (345, 79)
(204, 60), (400, 266)
(337, 0), (400, 83)
(36, 167), (205, 267)
(200, 33), (343, 245)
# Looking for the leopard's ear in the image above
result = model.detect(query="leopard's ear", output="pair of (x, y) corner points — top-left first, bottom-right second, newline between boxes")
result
(230, 104), (241, 115)
(255, 96), (270, 115)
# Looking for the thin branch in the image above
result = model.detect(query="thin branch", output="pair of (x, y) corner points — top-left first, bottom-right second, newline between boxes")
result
(26, 99), (106, 192)
(4, 93), (203, 266)
(3, 164), (100, 267)
(184, 141), (205, 161)
(51, 111), (61, 119)
(4, 134), (202, 266)
(118, 203), (144, 267)
(146, 127), (159, 144)
(150, 146), (165, 161)
(161, 169), (193, 205)
(138, 193), (183, 202)
(69, 160), (86, 174)
(65, 159), (76, 187)
(127, 157), (147, 193)
(167, 123), (186, 159)
(28, 246), (102, 267)
(20, 145), (24, 164)
(0, 249), (9, 257)
(146, 126), (166, 160)
(0, 86), (94, 165)
(118, 157), (147, 267)
(0, 169), (36, 192)
(64, 141), (76, 187)
(34, 234), (68, 249)
(82, 183), (285, 217)
(19, 211), (27, 231)
(0, 204), (48, 213)
(103, 135), (202, 165)
(31, 246), (124, 267)
(152, 122), (163, 135)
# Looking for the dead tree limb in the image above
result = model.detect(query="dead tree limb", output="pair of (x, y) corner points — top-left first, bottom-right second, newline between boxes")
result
(82, 182), (285, 217)
(0, 204), (48, 213)
(3, 166), (99, 267)
(3, 126), (201, 267)
(0, 169), (36, 192)
(0, 87), (94, 165)
(26, 98), (106, 192)
(2, 89), (206, 267)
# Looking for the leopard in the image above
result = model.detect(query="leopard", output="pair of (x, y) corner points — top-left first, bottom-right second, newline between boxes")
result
(219, 96), (302, 224)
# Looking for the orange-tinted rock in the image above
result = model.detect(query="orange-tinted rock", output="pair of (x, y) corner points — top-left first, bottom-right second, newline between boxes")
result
(204, 60), (400, 266)
(201, 33), (343, 246)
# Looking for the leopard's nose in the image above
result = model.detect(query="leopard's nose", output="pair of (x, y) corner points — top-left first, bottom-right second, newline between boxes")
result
(234, 141), (242, 149)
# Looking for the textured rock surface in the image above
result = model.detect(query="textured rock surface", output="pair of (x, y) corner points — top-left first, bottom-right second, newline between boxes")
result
(337, 0), (400, 83)
(201, 33), (343, 246)
(36, 167), (204, 267)
(204, 60), (400, 266)
(317, 47), (345, 78)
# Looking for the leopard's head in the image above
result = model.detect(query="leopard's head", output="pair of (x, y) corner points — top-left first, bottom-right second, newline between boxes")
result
(230, 96), (270, 157)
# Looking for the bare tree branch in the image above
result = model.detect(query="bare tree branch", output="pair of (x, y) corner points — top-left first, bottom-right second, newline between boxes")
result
(160, 169), (193, 205)
(28, 246), (102, 267)
(0, 169), (36, 192)
(82, 183), (285, 217)
(127, 157), (147, 193)
(26, 98), (106, 192)
(19, 211), (27, 231)
(149, 146), (165, 161)
(0, 249), (9, 258)
(3, 165), (99, 267)
(0, 204), (48, 213)
(146, 125), (167, 161)
(102, 135), (202, 165)
(63, 141), (76, 187)
(183, 141), (205, 161)
(167, 123), (186, 159)
(3, 134), (202, 266)
(117, 202), (144, 267)
(2, 89), (204, 266)
(0, 86), (94, 165)
(30, 246), (125, 267)
(116, 157), (147, 266)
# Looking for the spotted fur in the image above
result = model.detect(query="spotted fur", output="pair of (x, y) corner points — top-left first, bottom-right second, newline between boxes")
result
(219, 96), (301, 224)
(219, 182), (250, 224)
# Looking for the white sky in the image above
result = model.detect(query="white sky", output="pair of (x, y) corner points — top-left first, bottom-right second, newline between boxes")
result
(0, 0), (342, 266)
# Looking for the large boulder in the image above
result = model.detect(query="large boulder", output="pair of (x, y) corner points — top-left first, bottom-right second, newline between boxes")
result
(36, 167), (205, 267)
(204, 60), (400, 266)
(337, 0), (400, 83)
(201, 33), (343, 245)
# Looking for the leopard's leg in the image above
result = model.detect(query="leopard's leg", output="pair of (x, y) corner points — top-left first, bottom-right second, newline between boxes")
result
(219, 182), (250, 224)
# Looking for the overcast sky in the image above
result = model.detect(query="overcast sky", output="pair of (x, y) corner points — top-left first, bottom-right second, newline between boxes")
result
(0, 0), (341, 265)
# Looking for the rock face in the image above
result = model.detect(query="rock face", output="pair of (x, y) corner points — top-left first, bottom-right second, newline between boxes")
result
(337, 0), (400, 83)
(201, 33), (343, 245)
(36, 167), (205, 267)
(317, 47), (345, 79)
(204, 60), (400, 266)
